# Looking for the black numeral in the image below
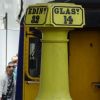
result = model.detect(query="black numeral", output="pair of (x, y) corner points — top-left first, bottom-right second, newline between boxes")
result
(64, 16), (73, 24)
(31, 15), (40, 23)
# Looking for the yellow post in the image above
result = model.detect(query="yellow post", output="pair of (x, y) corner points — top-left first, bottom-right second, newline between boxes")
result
(36, 27), (71, 100)
(25, 3), (85, 100)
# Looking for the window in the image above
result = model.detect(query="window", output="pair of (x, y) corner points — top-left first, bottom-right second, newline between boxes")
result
(28, 37), (41, 77)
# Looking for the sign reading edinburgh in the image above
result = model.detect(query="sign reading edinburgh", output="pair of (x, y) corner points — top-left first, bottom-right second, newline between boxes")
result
(25, 6), (48, 25)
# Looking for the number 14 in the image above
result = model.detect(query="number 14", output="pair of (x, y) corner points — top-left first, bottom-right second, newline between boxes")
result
(64, 16), (73, 24)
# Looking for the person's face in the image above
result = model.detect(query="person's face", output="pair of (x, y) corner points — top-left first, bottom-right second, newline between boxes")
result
(6, 64), (15, 76)
(12, 56), (18, 66)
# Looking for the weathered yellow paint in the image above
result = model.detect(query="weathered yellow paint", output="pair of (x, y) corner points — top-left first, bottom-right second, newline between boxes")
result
(23, 27), (39, 100)
(24, 3), (85, 100)
(69, 29), (100, 100)
(24, 82), (39, 100)
(25, 3), (85, 28)
(36, 27), (72, 100)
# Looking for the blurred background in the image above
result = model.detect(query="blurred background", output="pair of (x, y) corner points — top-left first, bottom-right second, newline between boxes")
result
(0, 0), (54, 75)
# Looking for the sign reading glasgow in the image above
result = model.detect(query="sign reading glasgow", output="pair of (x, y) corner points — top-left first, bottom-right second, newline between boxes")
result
(52, 6), (84, 26)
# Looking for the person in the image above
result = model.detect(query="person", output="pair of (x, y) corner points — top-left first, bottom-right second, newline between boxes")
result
(0, 62), (16, 100)
(11, 55), (18, 80)
(11, 55), (18, 65)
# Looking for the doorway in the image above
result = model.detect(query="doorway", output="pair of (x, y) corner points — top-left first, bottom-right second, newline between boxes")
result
(69, 29), (100, 100)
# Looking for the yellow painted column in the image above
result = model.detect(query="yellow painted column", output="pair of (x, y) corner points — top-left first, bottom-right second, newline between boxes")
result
(25, 3), (85, 100)
(36, 27), (72, 100)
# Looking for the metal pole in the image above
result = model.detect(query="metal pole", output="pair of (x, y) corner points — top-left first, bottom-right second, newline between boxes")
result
(5, 12), (8, 66)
